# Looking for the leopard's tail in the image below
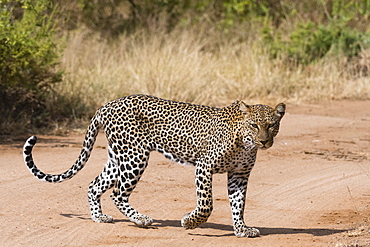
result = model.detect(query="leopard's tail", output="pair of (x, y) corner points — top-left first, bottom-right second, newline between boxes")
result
(23, 112), (102, 183)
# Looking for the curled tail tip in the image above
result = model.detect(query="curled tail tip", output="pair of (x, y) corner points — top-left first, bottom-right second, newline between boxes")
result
(23, 136), (59, 183)
(27, 135), (38, 144)
(24, 136), (37, 156)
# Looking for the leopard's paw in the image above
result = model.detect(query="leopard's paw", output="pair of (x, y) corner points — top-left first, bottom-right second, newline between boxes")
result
(131, 214), (153, 227)
(92, 214), (114, 223)
(181, 213), (202, 230)
(234, 227), (260, 238)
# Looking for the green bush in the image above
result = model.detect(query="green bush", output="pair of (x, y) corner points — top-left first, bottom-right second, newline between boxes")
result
(0, 0), (63, 134)
(263, 0), (370, 65)
(265, 21), (369, 65)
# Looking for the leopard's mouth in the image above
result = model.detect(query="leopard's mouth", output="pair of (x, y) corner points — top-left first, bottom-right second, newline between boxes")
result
(259, 145), (269, 150)
(256, 140), (273, 149)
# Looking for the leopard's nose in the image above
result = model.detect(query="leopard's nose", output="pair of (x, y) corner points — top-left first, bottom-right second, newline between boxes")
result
(260, 140), (268, 146)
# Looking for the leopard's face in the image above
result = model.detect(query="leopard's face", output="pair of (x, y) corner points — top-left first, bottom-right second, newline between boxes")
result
(241, 103), (286, 150)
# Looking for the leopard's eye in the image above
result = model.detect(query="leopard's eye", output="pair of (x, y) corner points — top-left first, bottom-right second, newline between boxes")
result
(251, 124), (259, 129)
(268, 123), (275, 129)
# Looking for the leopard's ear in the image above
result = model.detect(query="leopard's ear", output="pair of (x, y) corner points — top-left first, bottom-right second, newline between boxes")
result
(239, 101), (251, 115)
(275, 103), (286, 118)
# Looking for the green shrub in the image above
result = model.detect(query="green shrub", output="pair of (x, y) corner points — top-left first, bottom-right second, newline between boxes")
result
(265, 21), (369, 65)
(0, 0), (63, 134)
(263, 0), (370, 65)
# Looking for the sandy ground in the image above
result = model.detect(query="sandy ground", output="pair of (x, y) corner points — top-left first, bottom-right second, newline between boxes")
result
(1, 100), (370, 247)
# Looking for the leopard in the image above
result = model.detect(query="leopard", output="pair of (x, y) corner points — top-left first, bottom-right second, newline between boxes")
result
(23, 94), (285, 238)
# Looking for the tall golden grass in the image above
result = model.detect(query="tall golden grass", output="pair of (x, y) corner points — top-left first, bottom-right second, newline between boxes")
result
(53, 23), (370, 119)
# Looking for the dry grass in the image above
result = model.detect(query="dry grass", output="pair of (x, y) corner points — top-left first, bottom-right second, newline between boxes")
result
(53, 24), (370, 118)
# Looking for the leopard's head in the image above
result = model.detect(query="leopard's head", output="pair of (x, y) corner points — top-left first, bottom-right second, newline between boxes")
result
(239, 102), (286, 150)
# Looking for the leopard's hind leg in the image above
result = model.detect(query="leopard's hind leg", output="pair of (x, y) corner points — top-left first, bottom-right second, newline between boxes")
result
(110, 145), (153, 227)
(88, 144), (118, 223)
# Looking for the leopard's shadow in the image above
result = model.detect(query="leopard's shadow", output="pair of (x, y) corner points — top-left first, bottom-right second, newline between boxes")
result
(151, 220), (347, 238)
(60, 214), (347, 237)
(60, 214), (232, 230)
(187, 226), (347, 238)
(152, 219), (234, 231)
(60, 213), (91, 221)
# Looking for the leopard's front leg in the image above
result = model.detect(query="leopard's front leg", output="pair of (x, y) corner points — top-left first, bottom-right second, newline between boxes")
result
(181, 164), (213, 229)
(228, 172), (260, 238)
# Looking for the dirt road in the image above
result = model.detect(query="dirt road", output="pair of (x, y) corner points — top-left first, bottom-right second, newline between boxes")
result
(1, 101), (370, 246)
